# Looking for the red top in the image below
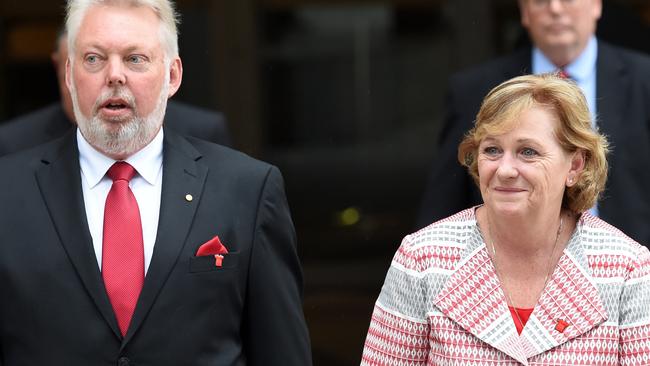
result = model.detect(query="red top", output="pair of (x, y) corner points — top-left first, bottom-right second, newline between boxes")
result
(508, 306), (534, 334)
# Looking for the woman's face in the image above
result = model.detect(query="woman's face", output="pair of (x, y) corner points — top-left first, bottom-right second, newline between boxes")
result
(477, 106), (579, 217)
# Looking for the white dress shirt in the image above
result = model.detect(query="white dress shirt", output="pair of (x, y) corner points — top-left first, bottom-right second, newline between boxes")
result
(77, 128), (163, 274)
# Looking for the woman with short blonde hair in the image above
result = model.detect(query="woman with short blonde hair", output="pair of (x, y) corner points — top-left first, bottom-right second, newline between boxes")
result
(361, 74), (650, 365)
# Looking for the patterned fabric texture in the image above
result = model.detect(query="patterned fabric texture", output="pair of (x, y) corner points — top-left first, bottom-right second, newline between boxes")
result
(361, 208), (650, 365)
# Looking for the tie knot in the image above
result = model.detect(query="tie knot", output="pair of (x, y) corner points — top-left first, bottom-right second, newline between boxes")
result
(107, 162), (136, 182)
(558, 68), (571, 79)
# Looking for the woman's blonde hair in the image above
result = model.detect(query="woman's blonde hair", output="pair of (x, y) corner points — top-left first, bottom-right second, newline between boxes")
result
(458, 73), (609, 213)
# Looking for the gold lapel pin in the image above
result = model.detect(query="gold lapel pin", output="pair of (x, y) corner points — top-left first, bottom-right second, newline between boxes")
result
(185, 194), (193, 202)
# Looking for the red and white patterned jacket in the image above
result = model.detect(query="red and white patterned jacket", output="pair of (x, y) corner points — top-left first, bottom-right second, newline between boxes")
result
(361, 208), (650, 365)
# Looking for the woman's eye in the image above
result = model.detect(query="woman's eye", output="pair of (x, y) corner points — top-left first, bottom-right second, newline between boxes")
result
(483, 146), (500, 155)
(86, 55), (98, 63)
(521, 148), (538, 157)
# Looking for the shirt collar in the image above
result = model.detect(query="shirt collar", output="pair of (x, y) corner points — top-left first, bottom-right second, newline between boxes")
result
(77, 127), (164, 188)
(532, 36), (598, 82)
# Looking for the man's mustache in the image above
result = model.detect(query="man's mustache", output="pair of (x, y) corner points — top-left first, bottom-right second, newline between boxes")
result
(92, 87), (136, 114)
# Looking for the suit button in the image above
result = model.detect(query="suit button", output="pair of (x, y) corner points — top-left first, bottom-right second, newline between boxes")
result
(117, 356), (130, 366)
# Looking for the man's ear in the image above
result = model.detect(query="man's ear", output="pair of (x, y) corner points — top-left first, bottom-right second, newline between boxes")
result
(51, 51), (60, 70)
(592, 0), (603, 21)
(65, 57), (73, 91)
(519, 0), (530, 28)
(167, 58), (183, 98)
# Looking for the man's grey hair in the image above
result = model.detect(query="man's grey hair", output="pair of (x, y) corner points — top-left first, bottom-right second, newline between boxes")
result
(65, 0), (180, 62)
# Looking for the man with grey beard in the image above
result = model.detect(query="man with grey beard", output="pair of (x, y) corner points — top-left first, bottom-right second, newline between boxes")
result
(0, 30), (232, 157)
(0, 1), (312, 365)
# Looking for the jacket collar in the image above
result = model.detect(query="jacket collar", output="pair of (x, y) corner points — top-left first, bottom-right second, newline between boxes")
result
(432, 212), (608, 364)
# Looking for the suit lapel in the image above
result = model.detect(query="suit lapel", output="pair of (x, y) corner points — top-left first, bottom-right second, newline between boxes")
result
(596, 42), (629, 137)
(594, 42), (629, 221)
(123, 130), (208, 345)
(519, 223), (608, 358)
(433, 224), (528, 365)
(35, 131), (121, 338)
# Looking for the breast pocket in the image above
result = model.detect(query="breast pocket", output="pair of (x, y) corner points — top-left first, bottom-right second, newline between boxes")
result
(189, 251), (240, 273)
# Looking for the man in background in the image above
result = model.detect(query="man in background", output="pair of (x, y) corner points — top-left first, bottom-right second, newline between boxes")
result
(417, 0), (650, 246)
(0, 29), (231, 156)
(0, 0), (311, 364)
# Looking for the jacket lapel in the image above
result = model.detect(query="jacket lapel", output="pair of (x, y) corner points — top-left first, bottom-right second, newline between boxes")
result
(519, 222), (608, 358)
(596, 41), (629, 139)
(123, 129), (208, 345)
(432, 214), (608, 363)
(432, 224), (529, 365)
(35, 131), (121, 338)
(594, 42), (629, 221)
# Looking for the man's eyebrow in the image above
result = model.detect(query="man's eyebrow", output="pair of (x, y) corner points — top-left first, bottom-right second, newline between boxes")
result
(79, 44), (146, 54)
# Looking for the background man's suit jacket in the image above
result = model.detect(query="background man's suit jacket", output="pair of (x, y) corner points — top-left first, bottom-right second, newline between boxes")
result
(0, 99), (231, 156)
(0, 129), (311, 365)
(417, 41), (650, 247)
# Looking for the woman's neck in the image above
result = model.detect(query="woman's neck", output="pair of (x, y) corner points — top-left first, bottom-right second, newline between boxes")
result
(478, 205), (565, 257)
(477, 205), (578, 308)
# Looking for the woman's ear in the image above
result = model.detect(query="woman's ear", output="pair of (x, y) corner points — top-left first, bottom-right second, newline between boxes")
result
(566, 150), (586, 187)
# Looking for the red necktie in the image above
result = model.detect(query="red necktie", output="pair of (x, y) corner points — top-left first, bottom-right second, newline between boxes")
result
(558, 68), (571, 79)
(102, 162), (144, 336)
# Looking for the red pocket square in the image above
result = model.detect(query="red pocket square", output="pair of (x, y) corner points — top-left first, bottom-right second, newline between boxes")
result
(196, 235), (229, 256)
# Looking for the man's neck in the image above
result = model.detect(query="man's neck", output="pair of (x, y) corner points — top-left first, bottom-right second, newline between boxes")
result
(540, 42), (588, 68)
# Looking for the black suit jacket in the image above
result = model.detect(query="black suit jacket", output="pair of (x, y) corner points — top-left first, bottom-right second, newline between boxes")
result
(0, 129), (311, 365)
(417, 41), (650, 247)
(0, 100), (231, 156)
